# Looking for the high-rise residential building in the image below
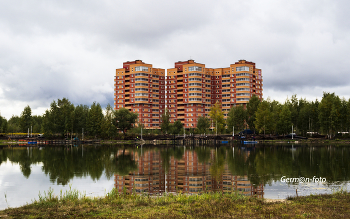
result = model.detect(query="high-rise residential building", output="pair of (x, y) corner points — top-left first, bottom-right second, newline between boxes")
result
(167, 59), (263, 129)
(115, 59), (262, 129)
(114, 60), (166, 129)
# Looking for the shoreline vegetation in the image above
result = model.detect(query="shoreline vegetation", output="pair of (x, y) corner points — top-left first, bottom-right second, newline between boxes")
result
(1, 188), (349, 218)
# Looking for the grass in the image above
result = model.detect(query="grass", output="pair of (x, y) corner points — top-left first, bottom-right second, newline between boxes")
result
(1, 188), (350, 218)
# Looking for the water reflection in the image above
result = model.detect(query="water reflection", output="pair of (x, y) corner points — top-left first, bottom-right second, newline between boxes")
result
(1, 144), (349, 199)
(114, 147), (264, 198)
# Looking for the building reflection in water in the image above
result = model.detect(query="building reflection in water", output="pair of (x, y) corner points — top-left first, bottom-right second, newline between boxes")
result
(114, 149), (263, 198)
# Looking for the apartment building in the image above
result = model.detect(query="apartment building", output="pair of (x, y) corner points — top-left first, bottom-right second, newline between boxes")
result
(167, 59), (263, 128)
(114, 60), (166, 129)
(115, 59), (262, 129)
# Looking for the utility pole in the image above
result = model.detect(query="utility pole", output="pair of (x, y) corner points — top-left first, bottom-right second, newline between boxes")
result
(292, 125), (293, 140)
(141, 126), (143, 140)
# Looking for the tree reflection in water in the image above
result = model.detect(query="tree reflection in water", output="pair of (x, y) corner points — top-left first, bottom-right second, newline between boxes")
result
(1, 144), (349, 190)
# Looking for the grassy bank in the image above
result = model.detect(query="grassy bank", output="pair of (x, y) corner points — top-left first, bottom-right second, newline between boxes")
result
(1, 188), (350, 218)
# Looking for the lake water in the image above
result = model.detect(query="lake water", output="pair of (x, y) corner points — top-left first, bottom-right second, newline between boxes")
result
(1, 143), (350, 210)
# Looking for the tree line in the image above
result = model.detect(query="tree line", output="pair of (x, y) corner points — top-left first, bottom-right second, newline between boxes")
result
(1, 92), (349, 138)
(227, 92), (350, 137)
(0, 98), (139, 139)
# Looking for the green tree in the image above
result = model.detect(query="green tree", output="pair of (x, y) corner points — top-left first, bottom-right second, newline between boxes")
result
(289, 94), (299, 129)
(0, 114), (7, 133)
(101, 104), (116, 139)
(209, 101), (225, 134)
(276, 104), (292, 135)
(270, 100), (282, 134)
(113, 108), (138, 135)
(41, 110), (51, 136)
(339, 98), (348, 132)
(196, 116), (210, 134)
(246, 94), (261, 130)
(20, 105), (33, 133)
(319, 92), (341, 137)
(254, 100), (273, 135)
(169, 120), (183, 135)
(57, 98), (75, 137)
(32, 115), (43, 133)
(160, 108), (170, 134)
(74, 104), (89, 137)
(7, 115), (21, 133)
(1, 117), (8, 133)
(87, 102), (104, 137)
(41, 98), (75, 137)
(309, 100), (320, 134)
(227, 104), (247, 133)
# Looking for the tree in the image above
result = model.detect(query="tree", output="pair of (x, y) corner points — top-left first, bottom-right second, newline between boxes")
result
(0, 114), (7, 133)
(101, 104), (117, 139)
(20, 105), (33, 133)
(254, 100), (273, 135)
(289, 94), (299, 128)
(160, 108), (170, 134)
(276, 104), (292, 135)
(209, 101), (225, 134)
(169, 120), (183, 135)
(339, 98), (348, 132)
(246, 94), (261, 130)
(270, 100), (282, 134)
(113, 108), (138, 135)
(87, 102), (104, 137)
(56, 98), (75, 137)
(196, 116), (210, 134)
(41, 98), (75, 137)
(227, 104), (247, 133)
(32, 115), (43, 133)
(74, 104), (89, 137)
(1, 117), (7, 133)
(7, 116), (21, 133)
(318, 92), (341, 137)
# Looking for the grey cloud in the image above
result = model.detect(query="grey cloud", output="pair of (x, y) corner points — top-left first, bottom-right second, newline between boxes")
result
(1, 0), (350, 119)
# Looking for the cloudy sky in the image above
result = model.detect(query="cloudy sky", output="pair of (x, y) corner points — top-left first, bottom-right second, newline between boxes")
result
(1, 0), (349, 119)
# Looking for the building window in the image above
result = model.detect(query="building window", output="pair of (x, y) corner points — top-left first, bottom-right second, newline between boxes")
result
(135, 66), (149, 71)
(236, 66), (250, 71)
(188, 66), (202, 71)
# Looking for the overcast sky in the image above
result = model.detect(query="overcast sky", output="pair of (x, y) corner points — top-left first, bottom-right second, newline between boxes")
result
(1, 0), (349, 120)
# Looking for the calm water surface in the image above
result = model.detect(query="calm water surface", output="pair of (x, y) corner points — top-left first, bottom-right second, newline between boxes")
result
(1, 144), (350, 210)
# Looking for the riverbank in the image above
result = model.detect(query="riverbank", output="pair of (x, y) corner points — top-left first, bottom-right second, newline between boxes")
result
(1, 189), (349, 218)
